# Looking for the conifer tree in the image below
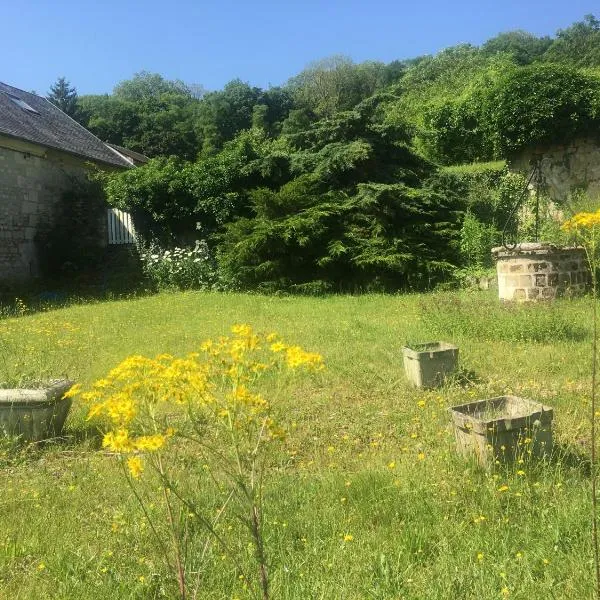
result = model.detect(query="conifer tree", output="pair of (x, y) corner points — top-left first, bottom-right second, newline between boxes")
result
(47, 77), (78, 117)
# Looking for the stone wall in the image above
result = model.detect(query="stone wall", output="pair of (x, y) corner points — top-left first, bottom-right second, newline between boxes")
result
(510, 138), (600, 201)
(0, 139), (105, 281)
(492, 242), (589, 302)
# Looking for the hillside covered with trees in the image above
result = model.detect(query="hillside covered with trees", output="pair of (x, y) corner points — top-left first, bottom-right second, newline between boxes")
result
(58, 14), (600, 292)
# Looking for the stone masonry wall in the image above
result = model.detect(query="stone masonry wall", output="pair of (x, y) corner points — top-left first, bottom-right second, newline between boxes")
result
(510, 138), (600, 201)
(493, 243), (589, 302)
(0, 144), (99, 281)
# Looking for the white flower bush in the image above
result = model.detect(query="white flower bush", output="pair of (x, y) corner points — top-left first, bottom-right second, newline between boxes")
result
(138, 240), (216, 290)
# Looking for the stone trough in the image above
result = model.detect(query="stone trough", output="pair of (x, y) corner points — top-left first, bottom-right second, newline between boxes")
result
(492, 242), (589, 302)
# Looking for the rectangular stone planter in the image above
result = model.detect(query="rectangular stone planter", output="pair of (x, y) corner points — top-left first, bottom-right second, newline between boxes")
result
(449, 395), (553, 466)
(402, 342), (458, 389)
(0, 380), (74, 441)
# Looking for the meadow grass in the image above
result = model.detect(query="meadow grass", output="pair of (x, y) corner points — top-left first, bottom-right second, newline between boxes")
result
(0, 289), (596, 599)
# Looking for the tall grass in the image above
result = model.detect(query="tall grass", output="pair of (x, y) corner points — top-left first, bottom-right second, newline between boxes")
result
(0, 290), (596, 598)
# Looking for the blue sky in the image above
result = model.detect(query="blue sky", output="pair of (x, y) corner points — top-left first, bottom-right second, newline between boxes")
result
(2, 0), (599, 96)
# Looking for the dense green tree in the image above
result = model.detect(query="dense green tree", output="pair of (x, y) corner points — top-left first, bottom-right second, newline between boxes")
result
(103, 128), (284, 241)
(256, 87), (295, 134)
(113, 71), (191, 100)
(47, 77), (79, 117)
(92, 14), (600, 292)
(218, 98), (462, 291)
(542, 14), (600, 67)
(77, 74), (200, 158)
(481, 31), (552, 65)
(483, 63), (600, 154)
(195, 79), (262, 155)
(287, 55), (384, 117)
(77, 95), (140, 146)
(375, 60), (409, 87)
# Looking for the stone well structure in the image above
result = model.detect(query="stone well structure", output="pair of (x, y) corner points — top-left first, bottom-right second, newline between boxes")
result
(492, 242), (589, 302)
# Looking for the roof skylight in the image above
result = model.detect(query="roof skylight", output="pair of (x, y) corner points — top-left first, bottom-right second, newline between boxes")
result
(5, 93), (39, 114)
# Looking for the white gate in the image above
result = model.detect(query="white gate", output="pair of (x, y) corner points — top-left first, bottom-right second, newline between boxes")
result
(107, 208), (136, 245)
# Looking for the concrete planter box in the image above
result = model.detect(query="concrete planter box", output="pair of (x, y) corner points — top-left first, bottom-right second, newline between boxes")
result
(449, 395), (553, 466)
(0, 380), (74, 441)
(402, 342), (458, 389)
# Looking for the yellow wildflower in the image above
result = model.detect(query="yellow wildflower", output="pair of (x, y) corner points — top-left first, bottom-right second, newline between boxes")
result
(103, 429), (134, 453)
(231, 324), (253, 337)
(134, 434), (166, 451)
(62, 383), (81, 399)
(562, 209), (600, 231)
(127, 456), (143, 479)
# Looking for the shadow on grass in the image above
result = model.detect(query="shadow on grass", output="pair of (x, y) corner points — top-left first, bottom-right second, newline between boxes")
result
(0, 247), (155, 319)
(52, 422), (105, 450)
(447, 367), (482, 388)
(549, 441), (592, 477)
(0, 423), (104, 468)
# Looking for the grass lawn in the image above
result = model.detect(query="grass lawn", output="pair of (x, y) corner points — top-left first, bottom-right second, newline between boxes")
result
(0, 289), (595, 599)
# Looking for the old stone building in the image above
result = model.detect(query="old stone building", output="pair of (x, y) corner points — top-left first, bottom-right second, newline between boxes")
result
(0, 82), (132, 281)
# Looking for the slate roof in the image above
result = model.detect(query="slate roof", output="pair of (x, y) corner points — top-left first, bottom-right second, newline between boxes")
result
(106, 143), (149, 165)
(0, 82), (130, 168)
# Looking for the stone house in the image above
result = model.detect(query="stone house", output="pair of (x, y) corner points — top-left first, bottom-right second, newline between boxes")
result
(0, 81), (134, 281)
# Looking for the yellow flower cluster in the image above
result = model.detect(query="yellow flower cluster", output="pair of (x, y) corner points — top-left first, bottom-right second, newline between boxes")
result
(70, 325), (323, 477)
(562, 209), (600, 232)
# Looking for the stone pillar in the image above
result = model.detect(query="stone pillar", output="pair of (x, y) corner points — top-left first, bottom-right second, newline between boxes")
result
(492, 242), (589, 302)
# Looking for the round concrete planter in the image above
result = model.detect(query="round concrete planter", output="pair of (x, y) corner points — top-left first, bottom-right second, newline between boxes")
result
(0, 380), (74, 441)
(402, 342), (459, 389)
(492, 242), (589, 302)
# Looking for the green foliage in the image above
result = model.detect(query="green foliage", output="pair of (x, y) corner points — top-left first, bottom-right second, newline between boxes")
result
(484, 63), (600, 154)
(47, 76), (78, 117)
(103, 129), (283, 241)
(385, 48), (514, 163)
(103, 156), (197, 241)
(287, 55), (385, 117)
(542, 14), (600, 67)
(77, 73), (200, 159)
(195, 79), (262, 154)
(441, 160), (506, 175)
(218, 100), (462, 292)
(112, 71), (191, 100)
(430, 165), (530, 276)
(459, 211), (498, 269)
(481, 30), (552, 65)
